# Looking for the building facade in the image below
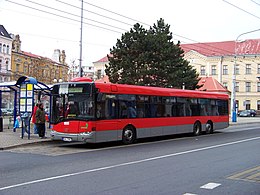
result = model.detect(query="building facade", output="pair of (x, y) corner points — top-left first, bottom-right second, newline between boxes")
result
(182, 39), (260, 111)
(11, 35), (69, 84)
(93, 55), (110, 80)
(93, 39), (260, 111)
(68, 60), (94, 81)
(0, 25), (12, 82)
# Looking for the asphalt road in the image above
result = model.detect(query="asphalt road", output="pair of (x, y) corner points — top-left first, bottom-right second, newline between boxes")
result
(0, 124), (259, 195)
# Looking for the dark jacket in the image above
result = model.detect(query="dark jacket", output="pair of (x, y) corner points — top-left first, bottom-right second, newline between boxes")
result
(35, 108), (46, 124)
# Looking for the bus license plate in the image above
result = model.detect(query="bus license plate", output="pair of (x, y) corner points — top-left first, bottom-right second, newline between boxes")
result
(62, 137), (72, 142)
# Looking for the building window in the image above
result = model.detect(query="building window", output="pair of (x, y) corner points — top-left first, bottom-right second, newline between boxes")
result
(24, 65), (28, 74)
(245, 82), (251, 92)
(257, 100), (260, 110)
(235, 64), (239, 75)
(0, 43), (2, 53)
(235, 82), (239, 92)
(211, 65), (216, 75)
(245, 100), (250, 110)
(3, 44), (7, 53)
(257, 82), (260, 92)
(200, 66), (206, 75)
(97, 69), (102, 79)
(16, 64), (20, 72)
(5, 60), (8, 71)
(223, 65), (228, 75)
(6, 45), (10, 54)
(245, 64), (251, 74)
(258, 64), (260, 74)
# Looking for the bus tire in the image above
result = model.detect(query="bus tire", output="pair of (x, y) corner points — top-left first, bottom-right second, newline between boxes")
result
(205, 121), (213, 134)
(122, 126), (136, 144)
(193, 121), (201, 136)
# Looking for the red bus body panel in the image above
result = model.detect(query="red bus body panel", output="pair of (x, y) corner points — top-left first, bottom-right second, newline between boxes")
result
(51, 80), (229, 143)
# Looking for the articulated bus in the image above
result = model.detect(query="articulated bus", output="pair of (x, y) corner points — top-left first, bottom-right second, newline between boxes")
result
(50, 77), (229, 144)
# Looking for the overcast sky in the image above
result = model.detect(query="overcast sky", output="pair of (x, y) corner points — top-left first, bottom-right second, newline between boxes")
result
(1, 0), (260, 66)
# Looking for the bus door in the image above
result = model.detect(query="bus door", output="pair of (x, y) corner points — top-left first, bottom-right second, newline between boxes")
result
(95, 94), (120, 142)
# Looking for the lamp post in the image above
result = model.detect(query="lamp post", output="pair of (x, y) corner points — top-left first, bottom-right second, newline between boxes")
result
(79, 0), (83, 77)
(231, 28), (260, 122)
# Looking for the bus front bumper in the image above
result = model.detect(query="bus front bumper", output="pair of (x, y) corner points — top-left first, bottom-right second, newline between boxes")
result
(50, 130), (95, 142)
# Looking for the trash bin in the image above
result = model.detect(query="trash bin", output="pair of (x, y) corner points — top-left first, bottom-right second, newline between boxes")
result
(0, 116), (3, 132)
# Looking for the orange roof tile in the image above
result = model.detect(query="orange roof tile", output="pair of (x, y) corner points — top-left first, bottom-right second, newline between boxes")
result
(197, 77), (230, 93)
(181, 39), (260, 56)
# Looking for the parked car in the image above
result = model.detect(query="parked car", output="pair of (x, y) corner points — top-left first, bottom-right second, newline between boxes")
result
(0, 108), (13, 116)
(238, 109), (256, 117)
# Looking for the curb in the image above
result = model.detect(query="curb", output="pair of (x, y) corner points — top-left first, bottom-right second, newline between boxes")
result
(229, 122), (260, 126)
(0, 139), (54, 150)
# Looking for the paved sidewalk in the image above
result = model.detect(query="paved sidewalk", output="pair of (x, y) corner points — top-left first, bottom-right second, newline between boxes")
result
(0, 124), (52, 150)
(0, 117), (260, 150)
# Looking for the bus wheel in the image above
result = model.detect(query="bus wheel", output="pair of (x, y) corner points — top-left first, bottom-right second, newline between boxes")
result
(122, 126), (136, 144)
(206, 121), (213, 134)
(193, 122), (201, 136)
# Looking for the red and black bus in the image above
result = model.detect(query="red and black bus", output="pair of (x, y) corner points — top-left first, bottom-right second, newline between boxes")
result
(50, 78), (229, 144)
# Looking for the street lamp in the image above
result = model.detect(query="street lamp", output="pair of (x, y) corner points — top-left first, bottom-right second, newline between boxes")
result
(231, 28), (260, 122)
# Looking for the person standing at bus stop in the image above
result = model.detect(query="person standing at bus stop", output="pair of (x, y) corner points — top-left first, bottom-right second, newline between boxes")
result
(31, 103), (39, 134)
(35, 103), (46, 138)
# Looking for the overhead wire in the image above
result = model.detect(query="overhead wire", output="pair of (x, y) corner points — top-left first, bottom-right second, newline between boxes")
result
(3, 0), (259, 63)
(3, 0), (240, 56)
(81, 1), (260, 72)
(82, 0), (150, 27)
(250, 0), (260, 6)
(71, 1), (241, 55)
(23, 0), (128, 32)
(222, 0), (260, 20)
(56, 0), (134, 27)
(46, 0), (241, 55)
(5, 0), (124, 34)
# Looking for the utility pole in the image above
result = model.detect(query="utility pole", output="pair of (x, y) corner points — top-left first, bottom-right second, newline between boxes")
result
(79, 0), (83, 77)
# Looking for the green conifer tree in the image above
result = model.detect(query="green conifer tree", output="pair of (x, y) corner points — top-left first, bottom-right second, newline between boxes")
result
(106, 18), (200, 89)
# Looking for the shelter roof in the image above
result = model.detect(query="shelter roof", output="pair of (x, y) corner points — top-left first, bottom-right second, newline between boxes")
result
(0, 81), (19, 91)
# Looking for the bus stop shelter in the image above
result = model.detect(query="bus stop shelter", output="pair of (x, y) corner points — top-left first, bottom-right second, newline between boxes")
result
(0, 76), (51, 132)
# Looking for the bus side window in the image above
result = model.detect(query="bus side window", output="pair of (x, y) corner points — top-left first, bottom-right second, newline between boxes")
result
(119, 101), (127, 118)
(185, 104), (192, 116)
(178, 103), (185, 117)
(171, 104), (177, 117)
(137, 109), (145, 118)
(200, 105), (207, 116)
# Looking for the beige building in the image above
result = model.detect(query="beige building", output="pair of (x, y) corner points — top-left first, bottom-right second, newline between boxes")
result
(93, 39), (260, 111)
(11, 35), (69, 84)
(182, 39), (260, 111)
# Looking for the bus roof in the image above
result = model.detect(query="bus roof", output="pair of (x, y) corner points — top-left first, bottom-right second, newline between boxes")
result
(94, 82), (229, 100)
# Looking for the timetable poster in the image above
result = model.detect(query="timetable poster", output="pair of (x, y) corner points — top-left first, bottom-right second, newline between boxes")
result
(19, 83), (34, 114)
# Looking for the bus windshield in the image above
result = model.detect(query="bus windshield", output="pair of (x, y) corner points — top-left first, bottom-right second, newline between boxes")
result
(50, 83), (95, 124)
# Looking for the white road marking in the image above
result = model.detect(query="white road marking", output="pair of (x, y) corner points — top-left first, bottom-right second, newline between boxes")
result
(183, 193), (197, 195)
(1, 136), (259, 191)
(200, 182), (221, 189)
